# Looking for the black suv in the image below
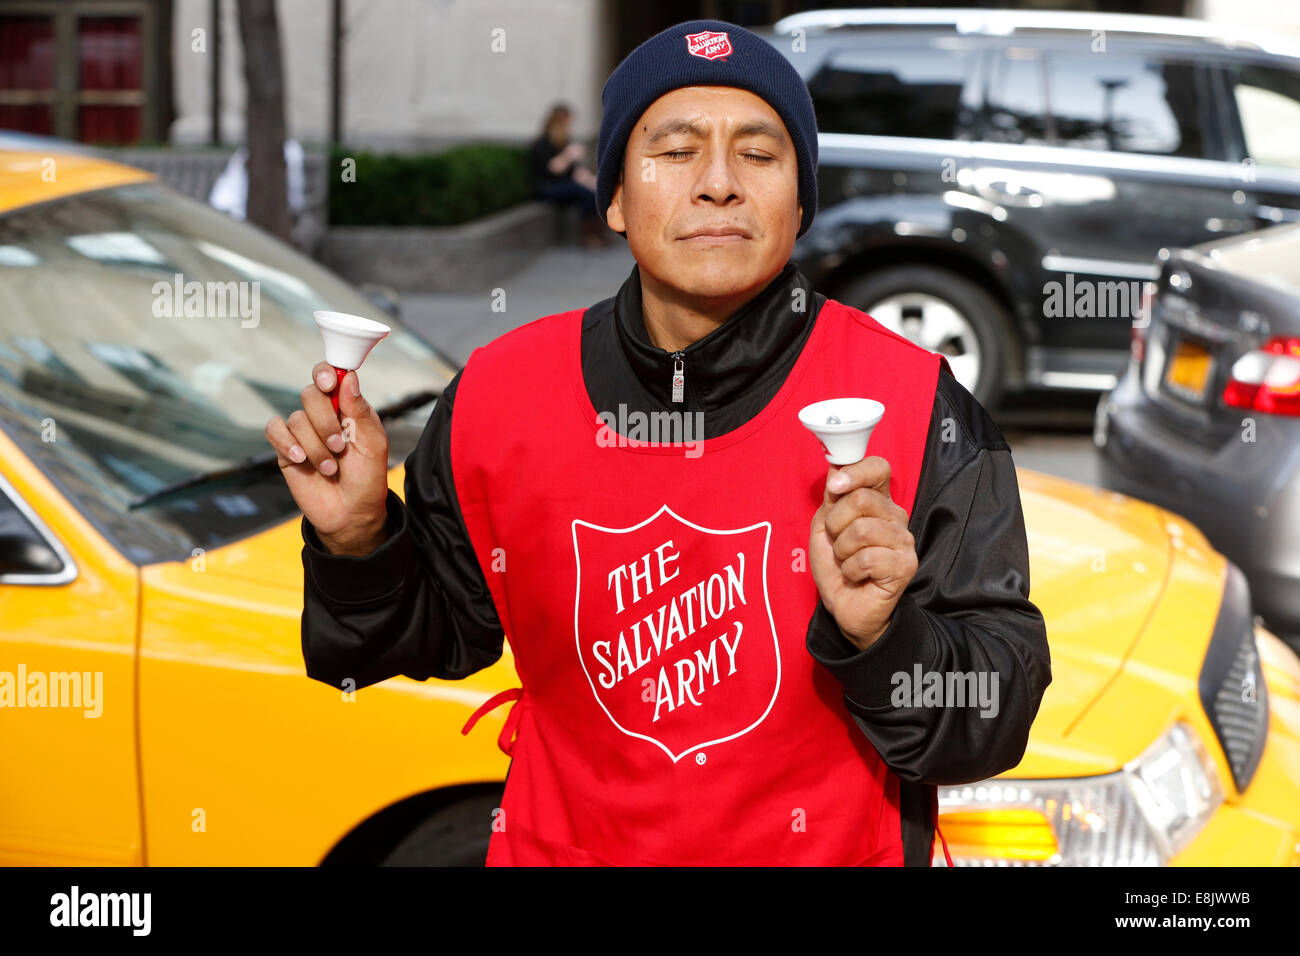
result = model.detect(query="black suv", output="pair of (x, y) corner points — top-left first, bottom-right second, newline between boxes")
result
(762, 9), (1300, 408)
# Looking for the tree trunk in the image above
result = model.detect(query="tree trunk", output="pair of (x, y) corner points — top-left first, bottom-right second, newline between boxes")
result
(237, 0), (292, 242)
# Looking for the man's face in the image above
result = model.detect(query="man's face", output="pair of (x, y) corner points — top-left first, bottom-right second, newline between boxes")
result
(606, 86), (802, 302)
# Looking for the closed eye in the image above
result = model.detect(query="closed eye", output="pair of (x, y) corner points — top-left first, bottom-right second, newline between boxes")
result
(662, 151), (775, 164)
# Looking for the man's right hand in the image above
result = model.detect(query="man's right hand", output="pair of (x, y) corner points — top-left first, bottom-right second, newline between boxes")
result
(265, 361), (392, 556)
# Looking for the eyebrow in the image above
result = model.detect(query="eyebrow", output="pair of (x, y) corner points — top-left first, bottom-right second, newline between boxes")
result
(645, 118), (785, 145)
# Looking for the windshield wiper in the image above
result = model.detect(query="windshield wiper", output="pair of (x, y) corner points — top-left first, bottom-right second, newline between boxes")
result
(374, 389), (439, 421)
(126, 390), (441, 510)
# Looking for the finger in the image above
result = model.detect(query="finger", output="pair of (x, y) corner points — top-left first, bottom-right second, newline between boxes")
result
(831, 515), (914, 564)
(825, 486), (908, 539)
(286, 409), (338, 476)
(824, 456), (892, 505)
(265, 416), (308, 468)
(838, 545), (916, 586)
(311, 361), (338, 395)
(301, 382), (347, 455)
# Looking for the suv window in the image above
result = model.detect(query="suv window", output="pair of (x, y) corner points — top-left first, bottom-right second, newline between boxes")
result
(1044, 53), (1204, 158)
(1227, 63), (1300, 170)
(984, 47), (1051, 145)
(808, 45), (978, 139)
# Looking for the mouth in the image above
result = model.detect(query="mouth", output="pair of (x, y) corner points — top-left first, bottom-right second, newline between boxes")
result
(679, 226), (752, 242)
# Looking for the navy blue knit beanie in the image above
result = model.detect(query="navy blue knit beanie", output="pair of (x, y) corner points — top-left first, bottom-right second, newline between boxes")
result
(595, 19), (818, 239)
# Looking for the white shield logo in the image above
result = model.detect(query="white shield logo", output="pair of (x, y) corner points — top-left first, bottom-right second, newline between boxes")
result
(572, 505), (781, 762)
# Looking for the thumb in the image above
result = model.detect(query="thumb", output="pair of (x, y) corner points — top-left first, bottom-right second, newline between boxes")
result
(822, 464), (849, 509)
(808, 505), (840, 589)
(336, 370), (382, 442)
(810, 499), (829, 538)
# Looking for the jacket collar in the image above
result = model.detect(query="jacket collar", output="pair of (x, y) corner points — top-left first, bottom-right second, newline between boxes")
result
(613, 260), (821, 411)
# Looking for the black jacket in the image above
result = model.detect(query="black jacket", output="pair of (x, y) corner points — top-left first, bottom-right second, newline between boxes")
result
(299, 261), (1053, 866)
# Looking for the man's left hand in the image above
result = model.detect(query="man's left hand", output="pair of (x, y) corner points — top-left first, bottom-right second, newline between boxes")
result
(809, 455), (918, 652)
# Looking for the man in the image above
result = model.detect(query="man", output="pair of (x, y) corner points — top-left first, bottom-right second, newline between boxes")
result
(265, 19), (1051, 866)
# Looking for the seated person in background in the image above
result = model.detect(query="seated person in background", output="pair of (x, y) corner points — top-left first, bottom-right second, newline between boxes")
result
(529, 103), (612, 249)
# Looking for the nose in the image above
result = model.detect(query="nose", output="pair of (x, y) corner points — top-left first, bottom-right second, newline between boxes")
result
(693, 139), (743, 208)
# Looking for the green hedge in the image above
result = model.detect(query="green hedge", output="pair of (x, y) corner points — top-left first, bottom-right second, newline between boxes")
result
(328, 144), (532, 226)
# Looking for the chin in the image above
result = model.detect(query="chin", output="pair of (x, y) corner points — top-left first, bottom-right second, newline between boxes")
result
(674, 253), (771, 297)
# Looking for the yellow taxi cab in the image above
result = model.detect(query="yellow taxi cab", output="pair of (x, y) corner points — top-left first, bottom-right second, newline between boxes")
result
(1, 149), (1297, 866)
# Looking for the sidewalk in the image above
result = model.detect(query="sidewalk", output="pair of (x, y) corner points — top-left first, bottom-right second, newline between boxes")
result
(399, 242), (635, 364)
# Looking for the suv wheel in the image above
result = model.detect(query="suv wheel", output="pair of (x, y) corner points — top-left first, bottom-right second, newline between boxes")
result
(837, 266), (1015, 408)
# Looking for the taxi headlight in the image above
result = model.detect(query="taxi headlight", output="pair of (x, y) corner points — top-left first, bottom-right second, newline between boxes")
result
(936, 721), (1223, 866)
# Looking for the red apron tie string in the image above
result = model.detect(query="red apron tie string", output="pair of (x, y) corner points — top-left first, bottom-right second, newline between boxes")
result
(935, 818), (954, 867)
(461, 687), (526, 757)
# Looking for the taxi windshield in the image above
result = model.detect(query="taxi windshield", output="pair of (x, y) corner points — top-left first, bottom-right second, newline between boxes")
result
(0, 180), (456, 564)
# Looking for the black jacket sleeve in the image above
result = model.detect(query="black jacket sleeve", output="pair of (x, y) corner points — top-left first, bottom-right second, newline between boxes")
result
(805, 365), (1052, 785)
(298, 371), (505, 690)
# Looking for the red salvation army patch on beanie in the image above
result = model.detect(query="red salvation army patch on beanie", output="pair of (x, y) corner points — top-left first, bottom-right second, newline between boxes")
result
(685, 30), (732, 60)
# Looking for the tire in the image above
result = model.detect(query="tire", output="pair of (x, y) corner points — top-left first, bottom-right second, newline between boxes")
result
(835, 265), (1016, 410)
(379, 791), (502, 866)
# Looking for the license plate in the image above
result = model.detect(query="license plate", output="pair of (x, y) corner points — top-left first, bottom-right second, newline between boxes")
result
(1165, 339), (1211, 400)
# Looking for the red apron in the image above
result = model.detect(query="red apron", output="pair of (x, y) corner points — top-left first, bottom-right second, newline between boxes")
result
(452, 299), (948, 865)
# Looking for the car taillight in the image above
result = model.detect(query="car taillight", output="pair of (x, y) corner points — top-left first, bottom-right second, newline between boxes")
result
(1222, 335), (1300, 416)
(1131, 281), (1155, 365)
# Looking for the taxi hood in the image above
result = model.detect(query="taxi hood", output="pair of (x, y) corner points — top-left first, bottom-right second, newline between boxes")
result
(152, 468), (412, 593)
(1014, 469), (1175, 757)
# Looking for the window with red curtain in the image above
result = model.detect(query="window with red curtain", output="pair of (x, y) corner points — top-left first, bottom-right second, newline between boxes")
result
(0, 15), (57, 136)
(78, 16), (143, 144)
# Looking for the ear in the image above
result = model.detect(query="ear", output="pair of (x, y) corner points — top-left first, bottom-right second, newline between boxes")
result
(607, 178), (626, 234)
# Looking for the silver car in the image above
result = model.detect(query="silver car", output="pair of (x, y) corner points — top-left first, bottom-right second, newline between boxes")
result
(1095, 223), (1300, 652)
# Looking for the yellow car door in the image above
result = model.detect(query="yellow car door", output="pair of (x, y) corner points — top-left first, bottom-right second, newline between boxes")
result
(0, 436), (143, 865)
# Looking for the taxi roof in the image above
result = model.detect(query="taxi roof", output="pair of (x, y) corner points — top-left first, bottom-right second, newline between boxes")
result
(0, 149), (155, 217)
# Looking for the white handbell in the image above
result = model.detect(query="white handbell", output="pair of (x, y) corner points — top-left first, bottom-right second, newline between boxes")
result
(313, 310), (391, 370)
(797, 398), (886, 465)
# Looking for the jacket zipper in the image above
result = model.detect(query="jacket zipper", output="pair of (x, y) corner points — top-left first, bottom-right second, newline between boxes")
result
(670, 350), (685, 404)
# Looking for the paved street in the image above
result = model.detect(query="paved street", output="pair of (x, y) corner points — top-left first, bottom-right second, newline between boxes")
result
(400, 243), (637, 365)
(399, 244), (1103, 487)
